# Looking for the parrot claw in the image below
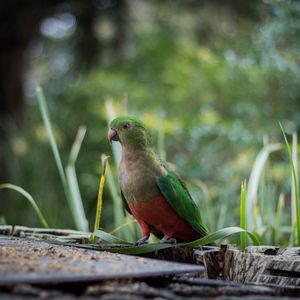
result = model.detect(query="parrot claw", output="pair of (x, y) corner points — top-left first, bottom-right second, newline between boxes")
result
(160, 236), (177, 244)
(134, 234), (150, 245)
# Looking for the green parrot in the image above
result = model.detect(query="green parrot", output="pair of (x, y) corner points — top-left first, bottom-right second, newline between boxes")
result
(108, 116), (209, 244)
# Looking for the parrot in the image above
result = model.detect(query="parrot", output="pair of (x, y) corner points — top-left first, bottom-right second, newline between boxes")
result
(108, 116), (209, 245)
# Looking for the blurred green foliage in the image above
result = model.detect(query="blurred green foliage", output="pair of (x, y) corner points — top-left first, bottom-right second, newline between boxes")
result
(1, 0), (300, 246)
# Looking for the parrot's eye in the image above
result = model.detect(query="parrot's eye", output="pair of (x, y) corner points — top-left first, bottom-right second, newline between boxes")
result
(122, 123), (130, 130)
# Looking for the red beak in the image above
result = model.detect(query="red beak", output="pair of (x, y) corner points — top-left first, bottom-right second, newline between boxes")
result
(108, 128), (119, 143)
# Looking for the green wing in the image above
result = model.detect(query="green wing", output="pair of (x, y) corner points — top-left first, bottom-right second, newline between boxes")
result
(156, 170), (209, 236)
(121, 191), (132, 215)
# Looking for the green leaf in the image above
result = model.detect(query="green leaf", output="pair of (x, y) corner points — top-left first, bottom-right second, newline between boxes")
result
(96, 230), (130, 244)
(279, 122), (300, 246)
(240, 180), (247, 250)
(89, 226), (260, 255)
(97, 243), (177, 255)
(246, 143), (282, 231)
(36, 87), (74, 226)
(36, 87), (88, 231)
(66, 125), (89, 232)
(184, 226), (260, 248)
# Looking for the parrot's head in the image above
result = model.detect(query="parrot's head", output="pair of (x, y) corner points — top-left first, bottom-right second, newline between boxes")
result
(108, 116), (152, 149)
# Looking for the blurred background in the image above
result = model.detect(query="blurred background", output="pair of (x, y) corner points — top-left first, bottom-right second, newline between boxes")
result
(0, 0), (299, 245)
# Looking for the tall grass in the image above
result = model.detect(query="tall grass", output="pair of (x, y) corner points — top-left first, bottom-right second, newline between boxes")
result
(93, 226), (260, 254)
(275, 193), (285, 244)
(246, 143), (282, 232)
(66, 125), (89, 231)
(240, 180), (247, 250)
(0, 183), (49, 228)
(36, 86), (88, 231)
(291, 132), (298, 235)
(279, 123), (300, 246)
(3, 90), (298, 250)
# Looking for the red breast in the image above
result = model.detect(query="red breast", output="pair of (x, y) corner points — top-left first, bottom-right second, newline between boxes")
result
(128, 194), (201, 242)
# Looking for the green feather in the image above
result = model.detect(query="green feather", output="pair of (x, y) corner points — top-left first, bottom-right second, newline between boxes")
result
(121, 190), (132, 215)
(110, 116), (152, 149)
(110, 116), (145, 128)
(156, 170), (209, 236)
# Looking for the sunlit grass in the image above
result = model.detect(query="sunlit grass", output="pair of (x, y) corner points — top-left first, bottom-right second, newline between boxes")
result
(110, 219), (138, 235)
(279, 122), (300, 246)
(246, 143), (282, 232)
(36, 86), (88, 231)
(275, 193), (285, 244)
(93, 226), (260, 254)
(66, 125), (89, 232)
(240, 180), (247, 250)
(36, 87), (71, 213)
(90, 155), (109, 243)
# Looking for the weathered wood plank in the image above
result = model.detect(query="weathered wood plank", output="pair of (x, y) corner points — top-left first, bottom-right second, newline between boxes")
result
(12, 226), (91, 244)
(0, 235), (204, 286)
(2, 226), (300, 293)
(0, 225), (12, 235)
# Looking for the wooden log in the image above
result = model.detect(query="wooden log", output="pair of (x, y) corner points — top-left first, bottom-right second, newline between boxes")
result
(218, 245), (300, 288)
(0, 225), (12, 235)
(278, 247), (300, 256)
(245, 246), (280, 255)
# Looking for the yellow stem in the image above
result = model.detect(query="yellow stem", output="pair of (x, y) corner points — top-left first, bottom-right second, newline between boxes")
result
(93, 155), (109, 235)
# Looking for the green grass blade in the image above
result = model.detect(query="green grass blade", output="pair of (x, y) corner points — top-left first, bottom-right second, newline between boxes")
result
(67, 241), (176, 255)
(275, 193), (285, 244)
(36, 86), (76, 227)
(240, 180), (247, 250)
(110, 219), (138, 235)
(96, 230), (129, 244)
(65, 166), (89, 231)
(184, 226), (260, 248)
(279, 122), (300, 246)
(291, 132), (298, 230)
(92, 240), (180, 254)
(98, 243), (176, 254)
(66, 125), (89, 231)
(216, 204), (227, 231)
(90, 226), (260, 255)
(68, 125), (87, 165)
(246, 143), (282, 231)
(0, 183), (49, 228)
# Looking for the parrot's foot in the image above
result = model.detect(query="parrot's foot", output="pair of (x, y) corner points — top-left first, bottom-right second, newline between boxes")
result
(134, 234), (150, 245)
(160, 236), (177, 244)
